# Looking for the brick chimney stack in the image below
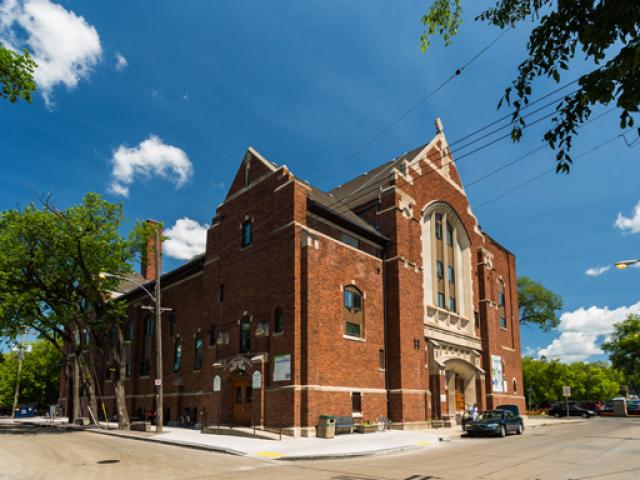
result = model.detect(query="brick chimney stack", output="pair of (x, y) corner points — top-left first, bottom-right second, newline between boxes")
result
(141, 220), (162, 281)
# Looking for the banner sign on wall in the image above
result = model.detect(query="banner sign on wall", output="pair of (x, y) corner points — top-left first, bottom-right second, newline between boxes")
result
(491, 355), (504, 393)
(273, 354), (291, 381)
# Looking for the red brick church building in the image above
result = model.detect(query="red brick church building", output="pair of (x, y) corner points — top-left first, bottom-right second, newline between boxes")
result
(67, 120), (525, 435)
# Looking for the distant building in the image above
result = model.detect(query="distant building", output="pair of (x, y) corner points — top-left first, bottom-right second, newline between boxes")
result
(62, 120), (524, 435)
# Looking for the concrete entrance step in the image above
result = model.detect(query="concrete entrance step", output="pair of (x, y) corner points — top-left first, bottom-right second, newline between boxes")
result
(201, 425), (281, 441)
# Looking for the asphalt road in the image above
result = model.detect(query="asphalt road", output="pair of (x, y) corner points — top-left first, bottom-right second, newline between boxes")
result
(0, 417), (638, 480)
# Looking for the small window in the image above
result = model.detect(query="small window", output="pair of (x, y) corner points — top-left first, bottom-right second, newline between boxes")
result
(446, 222), (454, 246)
(499, 292), (506, 307)
(219, 284), (224, 303)
(124, 321), (132, 342)
(474, 311), (480, 329)
(169, 312), (177, 336)
(343, 286), (364, 338)
(500, 317), (507, 329)
(352, 392), (362, 414)
(274, 307), (284, 334)
(513, 378), (517, 393)
(448, 265), (455, 284)
(241, 220), (252, 248)
(345, 322), (361, 337)
(449, 296), (457, 312)
(239, 318), (251, 353)
(145, 316), (154, 337)
(378, 349), (385, 370)
(139, 360), (150, 376)
(209, 324), (216, 346)
(173, 339), (182, 373)
(435, 214), (443, 240)
(341, 233), (359, 249)
(194, 337), (203, 370)
(344, 290), (362, 311)
(436, 260), (444, 279)
(437, 292), (446, 309)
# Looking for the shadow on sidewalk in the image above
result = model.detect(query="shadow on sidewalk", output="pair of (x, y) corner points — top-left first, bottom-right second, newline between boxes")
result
(0, 423), (73, 436)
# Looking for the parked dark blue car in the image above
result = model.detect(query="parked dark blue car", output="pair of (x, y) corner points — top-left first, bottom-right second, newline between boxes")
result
(14, 405), (37, 418)
(464, 409), (524, 437)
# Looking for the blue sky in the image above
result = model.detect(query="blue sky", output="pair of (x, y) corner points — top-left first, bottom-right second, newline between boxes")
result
(1, 1), (639, 362)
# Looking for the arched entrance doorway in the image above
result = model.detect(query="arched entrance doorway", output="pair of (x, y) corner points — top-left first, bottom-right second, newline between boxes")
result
(223, 356), (255, 426)
(444, 358), (478, 419)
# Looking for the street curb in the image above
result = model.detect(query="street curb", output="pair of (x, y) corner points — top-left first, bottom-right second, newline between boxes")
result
(527, 420), (586, 429)
(277, 444), (422, 461)
(20, 421), (247, 457)
(81, 428), (247, 456)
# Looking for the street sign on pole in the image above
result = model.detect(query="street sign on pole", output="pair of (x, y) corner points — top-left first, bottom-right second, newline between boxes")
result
(563, 385), (571, 418)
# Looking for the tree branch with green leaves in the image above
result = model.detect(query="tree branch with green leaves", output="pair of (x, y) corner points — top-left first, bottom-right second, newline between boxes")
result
(421, 0), (640, 172)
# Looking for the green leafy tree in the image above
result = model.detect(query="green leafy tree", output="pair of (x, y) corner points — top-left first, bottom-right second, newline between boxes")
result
(517, 276), (563, 331)
(421, 1), (640, 172)
(0, 339), (62, 409)
(523, 357), (622, 407)
(602, 314), (640, 392)
(0, 193), (154, 428)
(0, 44), (37, 104)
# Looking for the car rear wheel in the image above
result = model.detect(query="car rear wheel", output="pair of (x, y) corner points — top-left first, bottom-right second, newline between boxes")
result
(516, 423), (524, 435)
(554, 412), (561, 418)
(582, 413), (588, 419)
(499, 426), (506, 437)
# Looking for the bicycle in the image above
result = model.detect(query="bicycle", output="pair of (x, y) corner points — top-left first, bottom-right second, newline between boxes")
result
(376, 415), (393, 432)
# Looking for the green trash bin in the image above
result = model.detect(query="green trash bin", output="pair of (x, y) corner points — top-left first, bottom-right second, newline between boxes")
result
(317, 415), (336, 439)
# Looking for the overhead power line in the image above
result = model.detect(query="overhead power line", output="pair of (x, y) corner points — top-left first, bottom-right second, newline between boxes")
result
(327, 106), (617, 212)
(346, 29), (510, 163)
(474, 131), (631, 210)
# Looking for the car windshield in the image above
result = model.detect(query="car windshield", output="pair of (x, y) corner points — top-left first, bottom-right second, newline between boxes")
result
(479, 411), (503, 420)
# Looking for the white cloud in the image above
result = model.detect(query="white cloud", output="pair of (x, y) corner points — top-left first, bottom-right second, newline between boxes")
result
(114, 51), (127, 71)
(0, 0), (102, 104)
(163, 218), (208, 260)
(538, 332), (603, 363)
(585, 265), (610, 277)
(615, 200), (640, 234)
(108, 135), (193, 197)
(538, 301), (640, 362)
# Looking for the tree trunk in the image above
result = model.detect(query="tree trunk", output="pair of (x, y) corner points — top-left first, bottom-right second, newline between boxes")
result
(78, 353), (98, 425)
(112, 326), (130, 430)
(72, 354), (80, 423)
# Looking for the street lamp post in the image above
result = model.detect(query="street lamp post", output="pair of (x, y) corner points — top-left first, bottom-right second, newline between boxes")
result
(152, 228), (163, 433)
(100, 230), (168, 433)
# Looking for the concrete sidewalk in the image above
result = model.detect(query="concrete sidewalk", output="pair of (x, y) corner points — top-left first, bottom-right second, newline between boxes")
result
(7, 415), (583, 461)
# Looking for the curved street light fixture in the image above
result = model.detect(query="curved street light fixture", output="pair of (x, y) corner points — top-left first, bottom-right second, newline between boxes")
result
(614, 259), (639, 270)
(99, 272), (156, 303)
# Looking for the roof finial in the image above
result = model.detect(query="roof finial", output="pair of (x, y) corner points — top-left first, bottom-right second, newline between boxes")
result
(435, 117), (444, 134)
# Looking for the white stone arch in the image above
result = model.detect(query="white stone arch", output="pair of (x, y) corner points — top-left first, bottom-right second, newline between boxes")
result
(421, 201), (473, 327)
(442, 358), (479, 416)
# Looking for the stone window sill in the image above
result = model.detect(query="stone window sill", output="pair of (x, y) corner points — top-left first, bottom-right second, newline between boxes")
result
(343, 334), (365, 342)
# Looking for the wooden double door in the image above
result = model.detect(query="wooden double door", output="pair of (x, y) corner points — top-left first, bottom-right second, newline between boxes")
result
(232, 378), (253, 426)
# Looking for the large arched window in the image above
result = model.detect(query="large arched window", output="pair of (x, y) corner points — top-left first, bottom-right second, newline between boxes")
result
(343, 286), (364, 338)
(422, 203), (473, 329)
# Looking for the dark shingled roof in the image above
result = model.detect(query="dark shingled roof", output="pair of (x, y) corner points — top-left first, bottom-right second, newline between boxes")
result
(329, 144), (426, 208)
(298, 143), (429, 245)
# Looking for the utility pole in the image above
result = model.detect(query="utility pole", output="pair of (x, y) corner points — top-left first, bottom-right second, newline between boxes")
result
(11, 335), (27, 419)
(154, 227), (163, 433)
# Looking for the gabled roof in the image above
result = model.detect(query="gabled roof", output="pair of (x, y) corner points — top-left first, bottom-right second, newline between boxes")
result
(330, 144), (426, 208)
